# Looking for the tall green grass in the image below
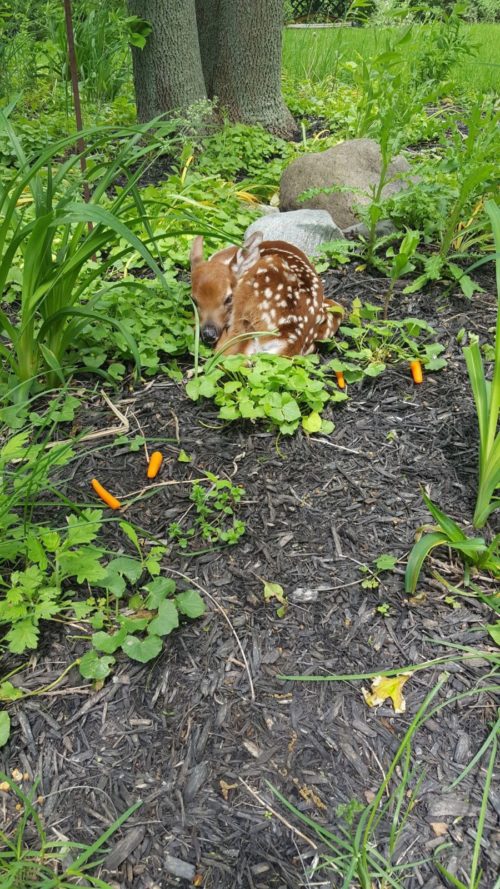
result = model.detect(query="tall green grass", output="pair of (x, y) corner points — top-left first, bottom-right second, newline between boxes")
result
(283, 24), (500, 94)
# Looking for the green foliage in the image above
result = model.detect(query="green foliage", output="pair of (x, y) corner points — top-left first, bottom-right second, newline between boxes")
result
(0, 770), (141, 885)
(329, 299), (447, 380)
(412, 2), (477, 86)
(462, 200), (500, 527)
(186, 353), (347, 435)
(186, 305), (446, 435)
(78, 278), (198, 381)
(0, 507), (106, 654)
(0, 415), (209, 671)
(168, 474), (246, 551)
(0, 0), (144, 104)
(359, 552), (398, 589)
(197, 123), (293, 200)
(0, 494), (206, 668)
(405, 492), (500, 594)
(84, 574), (206, 677)
(0, 115), (169, 401)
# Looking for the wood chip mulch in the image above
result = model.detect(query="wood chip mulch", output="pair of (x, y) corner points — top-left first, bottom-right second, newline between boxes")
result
(1, 267), (499, 888)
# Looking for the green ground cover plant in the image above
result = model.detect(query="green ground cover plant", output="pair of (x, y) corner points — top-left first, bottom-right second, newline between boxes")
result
(167, 474), (246, 552)
(186, 305), (447, 435)
(0, 406), (251, 745)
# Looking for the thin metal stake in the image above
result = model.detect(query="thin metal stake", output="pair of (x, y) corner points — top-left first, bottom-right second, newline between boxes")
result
(63, 0), (92, 209)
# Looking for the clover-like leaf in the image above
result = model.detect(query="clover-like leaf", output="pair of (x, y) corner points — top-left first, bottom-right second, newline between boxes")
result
(302, 412), (322, 434)
(147, 599), (179, 636)
(144, 576), (176, 608)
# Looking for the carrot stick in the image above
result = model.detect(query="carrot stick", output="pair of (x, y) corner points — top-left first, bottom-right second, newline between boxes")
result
(336, 371), (346, 389)
(410, 360), (423, 384)
(147, 451), (163, 479)
(91, 478), (121, 510)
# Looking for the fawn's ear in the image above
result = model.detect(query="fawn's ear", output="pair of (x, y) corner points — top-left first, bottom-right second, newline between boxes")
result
(190, 236), (204, 270)
(231, 230), (263, 279)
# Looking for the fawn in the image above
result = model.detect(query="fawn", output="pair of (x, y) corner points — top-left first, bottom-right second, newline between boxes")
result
(190, 231), (343, 357)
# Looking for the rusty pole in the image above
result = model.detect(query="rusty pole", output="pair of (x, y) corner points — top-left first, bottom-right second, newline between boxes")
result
(63, 0), (91, 205)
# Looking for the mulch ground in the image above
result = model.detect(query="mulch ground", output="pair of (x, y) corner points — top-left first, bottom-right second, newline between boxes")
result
(1, 266), (499, 889)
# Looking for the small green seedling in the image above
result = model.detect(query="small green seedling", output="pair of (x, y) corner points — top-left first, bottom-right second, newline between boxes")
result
(263, 581), (288, 618)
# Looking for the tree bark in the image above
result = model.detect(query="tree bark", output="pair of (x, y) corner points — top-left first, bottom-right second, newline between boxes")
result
(195, 0), (221, 97)
(127, 0), (207, 121)
(128, 0), (296, 136)
(209, 0), (296, 136)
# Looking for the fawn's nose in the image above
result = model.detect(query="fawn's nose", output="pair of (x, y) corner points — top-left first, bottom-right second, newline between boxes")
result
(201, 324), (219, 346)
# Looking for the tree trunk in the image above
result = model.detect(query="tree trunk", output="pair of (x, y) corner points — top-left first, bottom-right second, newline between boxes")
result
(209, 0), (296, 137)
(127, 0), (206, 121)
(195, 0), (221, 97)
(129, 0), (296, 137)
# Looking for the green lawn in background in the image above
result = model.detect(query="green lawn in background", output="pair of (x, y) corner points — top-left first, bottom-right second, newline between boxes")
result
(283, 23), (500, 94)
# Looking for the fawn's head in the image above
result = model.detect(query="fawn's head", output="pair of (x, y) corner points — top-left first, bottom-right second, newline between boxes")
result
(190, 232), (263, 346)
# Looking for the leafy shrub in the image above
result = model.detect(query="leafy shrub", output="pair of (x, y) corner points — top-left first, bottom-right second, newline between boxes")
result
(77, 278), (198, 381)
(197, 123), (291, 185)
(186, 353), (347, 435)
(186, 305), (446, 435)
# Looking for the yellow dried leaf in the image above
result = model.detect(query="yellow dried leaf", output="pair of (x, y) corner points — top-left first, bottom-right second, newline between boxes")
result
(11, 768), (23, 782)
(430, 821), (448, 836)
(219, 779), (237, 801)
(0, 781), (10, 792)
(297, 783), (327, 811)
(362, 672), (412, 714)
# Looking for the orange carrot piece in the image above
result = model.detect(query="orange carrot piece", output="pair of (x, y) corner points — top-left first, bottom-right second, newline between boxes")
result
(91, 478), (121, 510)
(147, 451), (163, 479)
(336, 371), (346, 389)
(410, 360), (423, 384)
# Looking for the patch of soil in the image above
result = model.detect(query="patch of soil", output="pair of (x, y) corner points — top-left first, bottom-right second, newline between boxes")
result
(1, 273), (499, 888)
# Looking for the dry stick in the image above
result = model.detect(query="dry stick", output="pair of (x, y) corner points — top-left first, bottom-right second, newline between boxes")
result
(239, 778), (317, 850)
(44, 390), (129, 450)
(310, 437), (372, 457)
(168, 569), (255, 702)
(63, 0), (92, 210)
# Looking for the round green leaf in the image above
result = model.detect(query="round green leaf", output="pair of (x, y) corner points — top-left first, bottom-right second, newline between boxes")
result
(302, 412), (322, 434)
(147, 599), (179, 636)
(79, 650), (115, 680)
(175, 589), (206, 619)
(121, 633), (163, 663)
(92, 627), (127, 654)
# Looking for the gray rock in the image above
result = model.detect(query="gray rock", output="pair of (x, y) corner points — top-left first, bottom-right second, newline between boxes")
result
(244, 208), (345, 258)
(254, 203), (280, 217)
(280, 138), (411, 230)
(343, 219), (397, 239)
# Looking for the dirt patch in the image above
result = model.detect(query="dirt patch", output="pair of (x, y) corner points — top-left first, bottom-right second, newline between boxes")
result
(1, 271), (499, 888)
